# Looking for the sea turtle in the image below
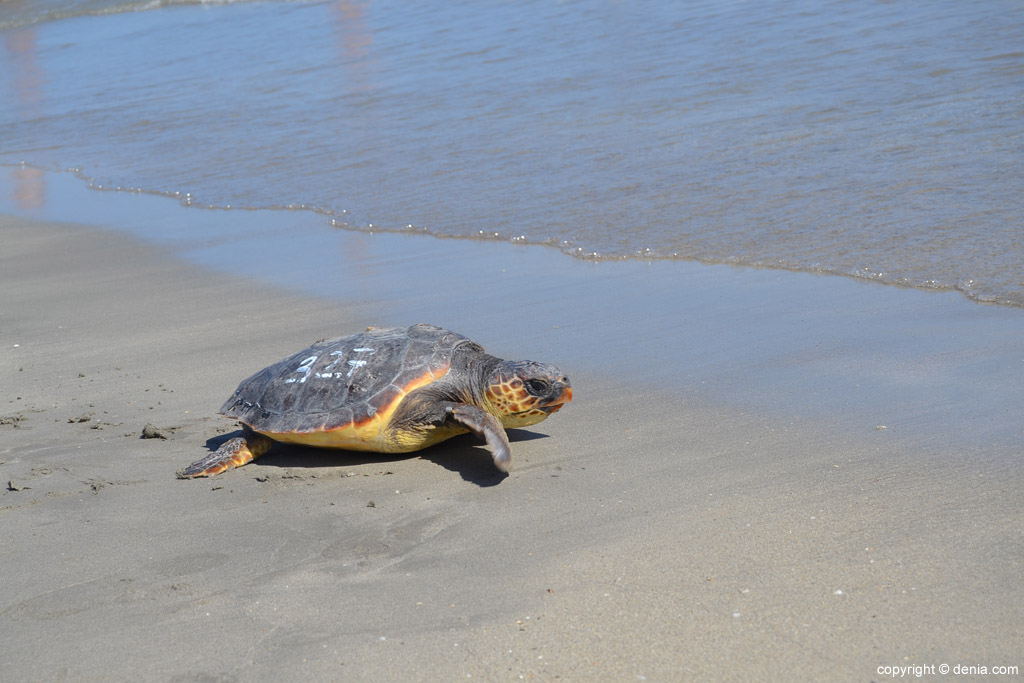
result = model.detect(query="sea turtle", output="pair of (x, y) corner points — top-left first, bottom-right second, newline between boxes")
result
(178, 323), (572, 478)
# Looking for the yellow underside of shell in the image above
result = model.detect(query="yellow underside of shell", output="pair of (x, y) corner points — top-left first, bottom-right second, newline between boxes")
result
(254, 370), (458, 453)
(262, 418), (465, 454)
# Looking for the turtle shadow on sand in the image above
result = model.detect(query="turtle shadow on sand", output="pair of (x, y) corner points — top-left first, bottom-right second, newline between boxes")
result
(203, 429), (549, 487)
(419, 429), (548, 486)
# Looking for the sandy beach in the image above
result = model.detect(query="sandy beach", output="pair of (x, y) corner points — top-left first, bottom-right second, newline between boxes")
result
(2, 209), (1022, 682)
(3, 1), (1023, 679)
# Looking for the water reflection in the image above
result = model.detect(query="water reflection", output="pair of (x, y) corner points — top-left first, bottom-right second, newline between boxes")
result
(3, 25), (47, 209)
(3, 24), (44, 113)
(10, 166), (45, 209)
(332, 1), (373, 66)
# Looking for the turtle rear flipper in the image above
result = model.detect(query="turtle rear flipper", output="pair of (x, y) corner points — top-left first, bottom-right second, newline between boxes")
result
(447, 404), (511, 471)
(177, 429), (274, 478)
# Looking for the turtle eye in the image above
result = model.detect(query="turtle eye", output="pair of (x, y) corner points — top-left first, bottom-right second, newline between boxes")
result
(524, 379), (548, 396)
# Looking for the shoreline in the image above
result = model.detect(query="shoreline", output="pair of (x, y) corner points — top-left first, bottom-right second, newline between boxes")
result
(4, 164), (1022, 310)
(2, 209), (1022, 680)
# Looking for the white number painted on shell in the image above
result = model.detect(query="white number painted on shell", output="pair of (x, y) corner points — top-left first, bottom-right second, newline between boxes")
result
(287, 347), (376, 383)
(285, 355), (319, 384)
(346, 347), (376, 378)
(315, 350), (346, 379)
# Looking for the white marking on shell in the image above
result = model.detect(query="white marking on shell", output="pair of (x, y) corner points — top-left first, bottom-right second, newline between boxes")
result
(285, 355), (318, 384)
(344, 347), (376, 378)
(346, 359), (368, 377)
(315, 350), (348, 379)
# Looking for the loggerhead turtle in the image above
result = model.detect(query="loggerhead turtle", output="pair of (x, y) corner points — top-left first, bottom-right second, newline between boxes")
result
(178, 323), (572, 478)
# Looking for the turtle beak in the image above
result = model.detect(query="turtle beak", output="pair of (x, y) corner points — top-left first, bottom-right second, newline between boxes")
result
(540, 378), (572, 413)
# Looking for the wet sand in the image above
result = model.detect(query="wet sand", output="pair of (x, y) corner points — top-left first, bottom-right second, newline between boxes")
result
(2, 212), (1022, 681)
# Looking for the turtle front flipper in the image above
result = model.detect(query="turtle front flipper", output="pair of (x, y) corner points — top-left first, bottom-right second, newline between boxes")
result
(177, 427), (274, 478)
(447, 404), (511, 471)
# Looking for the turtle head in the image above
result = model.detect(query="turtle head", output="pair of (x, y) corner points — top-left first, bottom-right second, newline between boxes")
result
(483, 360), (572, 428)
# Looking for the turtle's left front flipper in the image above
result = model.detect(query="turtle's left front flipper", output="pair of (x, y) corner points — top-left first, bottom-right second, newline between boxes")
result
(447, 404), (511, 471)
(177, 427), (274, 478)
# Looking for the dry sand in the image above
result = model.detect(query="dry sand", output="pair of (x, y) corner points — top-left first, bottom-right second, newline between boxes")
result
(2, 213), (1022, 682)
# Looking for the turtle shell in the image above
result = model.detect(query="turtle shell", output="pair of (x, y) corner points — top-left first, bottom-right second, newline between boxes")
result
(220, 324), (481, 445)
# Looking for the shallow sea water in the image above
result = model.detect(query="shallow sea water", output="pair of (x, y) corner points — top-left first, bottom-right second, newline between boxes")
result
(1, 0), (1022, 305)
